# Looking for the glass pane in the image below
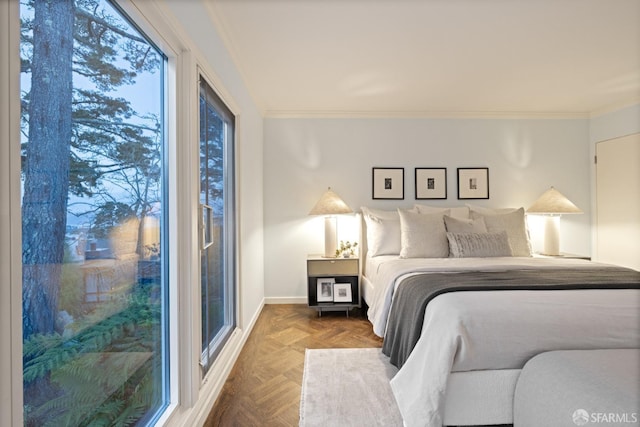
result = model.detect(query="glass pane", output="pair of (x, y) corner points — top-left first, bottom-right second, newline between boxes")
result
(20, 0), (167, 425)
(199, 81), (234, 371)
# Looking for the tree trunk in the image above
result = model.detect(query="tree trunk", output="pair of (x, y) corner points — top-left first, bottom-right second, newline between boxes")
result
(22, 0), (75, 340)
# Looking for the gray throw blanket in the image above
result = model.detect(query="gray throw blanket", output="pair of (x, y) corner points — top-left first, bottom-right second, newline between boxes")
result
(382, 266), (640, 368)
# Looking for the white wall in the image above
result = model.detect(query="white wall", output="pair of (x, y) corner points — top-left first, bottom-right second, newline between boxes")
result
(155, 3), (266, 423)
(589, 104), (640, 144)
(162, 1), (265, 334)
(264, 117), (591, 300)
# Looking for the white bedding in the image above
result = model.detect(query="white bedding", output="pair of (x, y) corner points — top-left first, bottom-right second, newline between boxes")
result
(365, 255), (607, 337)
(393, 288), (640, 427)
(362, 256), (640, 427)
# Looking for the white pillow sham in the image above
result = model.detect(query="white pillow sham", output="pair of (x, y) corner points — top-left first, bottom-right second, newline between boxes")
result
(447, 231), (513, 258)
(466, 203), (518, 215)
(444, 215), (487, 233)
(414, 204), (469, 219)
(398, 209), (449, 258)
(361, 207), (401, 256)
(469, 207), (532, 257)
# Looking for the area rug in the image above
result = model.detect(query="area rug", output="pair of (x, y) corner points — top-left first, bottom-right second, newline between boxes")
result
(299, 348), (403, 426)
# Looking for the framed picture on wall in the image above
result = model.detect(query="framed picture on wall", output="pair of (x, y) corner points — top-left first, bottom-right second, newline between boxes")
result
(457, 167), (489, 199)
(372, 167), (404, 199)
(415, 168), (447, 199)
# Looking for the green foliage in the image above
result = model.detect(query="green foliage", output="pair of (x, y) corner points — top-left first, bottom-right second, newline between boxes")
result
(335, 240), (358, 257)
(23, 281), (162, 427)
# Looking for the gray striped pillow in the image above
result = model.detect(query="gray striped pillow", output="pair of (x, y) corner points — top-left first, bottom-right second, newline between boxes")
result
(447, 231), (513, 258)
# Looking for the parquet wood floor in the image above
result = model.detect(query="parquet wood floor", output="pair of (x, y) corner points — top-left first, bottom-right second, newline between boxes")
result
(204, 304), (383, 427)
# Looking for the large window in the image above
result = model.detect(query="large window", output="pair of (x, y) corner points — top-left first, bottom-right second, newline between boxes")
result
(20, 0), (168, 425)
(199, 76), (236, 373)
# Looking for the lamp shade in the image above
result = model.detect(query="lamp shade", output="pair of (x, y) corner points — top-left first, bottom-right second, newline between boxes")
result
(309, 188), (353, 215)
(526, 187), (583, 215)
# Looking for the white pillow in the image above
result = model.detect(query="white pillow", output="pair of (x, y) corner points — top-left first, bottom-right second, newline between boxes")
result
(361, 207), (401, 256)
(361, 206), (399, 221)
(466, 204), (518, 215)
(444, 215), (487, 233)
(447, 231), (513, 258)
(414, 204), (469, 219)
(398, 209), (448, 258)
(470, 207), (532, 257)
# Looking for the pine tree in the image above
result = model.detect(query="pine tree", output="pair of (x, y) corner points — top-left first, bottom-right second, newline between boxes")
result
(22, 0), (75, 341)
(21, 0), (163, 423)
(21, 0), (161, 340)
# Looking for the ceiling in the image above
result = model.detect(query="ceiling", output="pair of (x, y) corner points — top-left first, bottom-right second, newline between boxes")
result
(206, 0), (640, 117)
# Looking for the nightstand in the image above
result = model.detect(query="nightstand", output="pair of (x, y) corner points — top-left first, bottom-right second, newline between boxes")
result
(307, 255), (360, 317)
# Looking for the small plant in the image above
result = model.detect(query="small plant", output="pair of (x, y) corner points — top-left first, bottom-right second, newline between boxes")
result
(335, 240), (358, 258)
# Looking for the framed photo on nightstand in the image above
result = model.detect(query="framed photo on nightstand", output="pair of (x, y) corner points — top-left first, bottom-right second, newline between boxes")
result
(333, 283), (352, 303)
(317, 278), (335, 302)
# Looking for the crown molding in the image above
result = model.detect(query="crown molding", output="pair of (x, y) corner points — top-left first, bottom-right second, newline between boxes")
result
(264, 109), (591, 120)
(201, 1), (266, 116)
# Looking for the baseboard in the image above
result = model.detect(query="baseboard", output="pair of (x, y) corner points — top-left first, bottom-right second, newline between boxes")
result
(264, 296), (307, 305)
(182, 298), (266, 426)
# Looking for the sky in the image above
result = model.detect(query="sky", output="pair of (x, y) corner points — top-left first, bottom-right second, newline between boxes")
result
(20, 0), (163, 229)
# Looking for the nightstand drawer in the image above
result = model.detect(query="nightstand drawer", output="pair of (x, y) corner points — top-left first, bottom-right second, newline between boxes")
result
(307, 258), (358, 276)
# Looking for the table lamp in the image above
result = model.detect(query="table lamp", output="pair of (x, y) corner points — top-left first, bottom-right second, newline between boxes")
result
(526, 186), (583, 256)
(309, 188), (353, 257)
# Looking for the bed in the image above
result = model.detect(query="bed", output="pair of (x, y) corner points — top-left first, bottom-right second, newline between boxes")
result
(359, 204), (640, 427)
(513, 349), (640, 427)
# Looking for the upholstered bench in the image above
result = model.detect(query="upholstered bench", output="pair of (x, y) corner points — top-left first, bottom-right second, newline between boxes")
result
(514, 349), (640, 427)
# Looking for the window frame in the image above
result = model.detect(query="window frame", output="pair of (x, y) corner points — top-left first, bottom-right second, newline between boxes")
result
(17, 0), (175, 423)
(1, 0), (244, 424)
(198, 70), (237, 373)
(112, 1), (185, 423)
(2, 1), (24, 426)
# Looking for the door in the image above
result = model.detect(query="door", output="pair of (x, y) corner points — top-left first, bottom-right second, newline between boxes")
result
(595, 133), (640, 270)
